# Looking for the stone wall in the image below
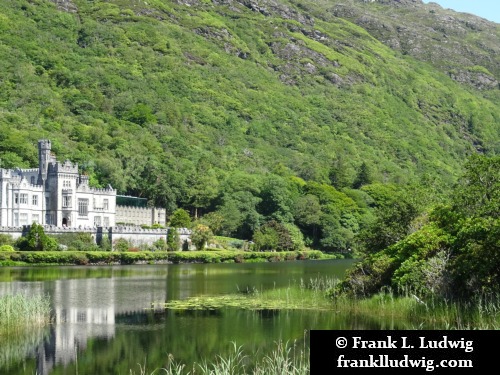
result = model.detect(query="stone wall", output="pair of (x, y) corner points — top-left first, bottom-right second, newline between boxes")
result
(0, 225), (191, 250)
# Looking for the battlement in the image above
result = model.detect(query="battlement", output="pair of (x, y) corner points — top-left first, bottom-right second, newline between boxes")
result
(0, 140), (165, 230)
(7, 175), (42, 189)
(89, 186), (116, 194)
(20, 168), (39, 173)
(112, 226), (168, 234)
(116, 205), (152, 212)
(48, 160), (79, 174)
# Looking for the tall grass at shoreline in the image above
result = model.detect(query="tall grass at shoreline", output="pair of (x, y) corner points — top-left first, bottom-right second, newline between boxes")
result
(164, 276), (500, 329)
(330, 288), (500, 329)
(0, 294), (51, 335)
(130, 341), (309, 375)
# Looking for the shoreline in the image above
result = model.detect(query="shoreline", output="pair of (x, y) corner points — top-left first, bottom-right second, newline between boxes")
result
(0, 249), (344, 267)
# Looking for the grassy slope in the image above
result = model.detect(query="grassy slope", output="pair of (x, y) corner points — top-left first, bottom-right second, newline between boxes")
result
(0, 0), (498, 202)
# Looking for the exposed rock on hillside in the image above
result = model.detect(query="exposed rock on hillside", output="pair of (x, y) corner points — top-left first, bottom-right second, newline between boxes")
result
(330, 0), (499, 89)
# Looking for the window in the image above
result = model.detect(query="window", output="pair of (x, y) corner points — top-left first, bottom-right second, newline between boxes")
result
(103, 199), (109, 210)
(94, 216), (102, 226)
(78, 198), (88, 216)
(103, 217), (109, 227)
(32, 195), (38, 206)
(63, 180), (71, 188)
(20, 194), (28, 204)
(14, 213), (19, 226)
(32, 214), (40, 224)
(14, 193), (19, 204)
(20, 213), (28, 225)
(63, 195), (72, 208)
(31, 176), (35, 185)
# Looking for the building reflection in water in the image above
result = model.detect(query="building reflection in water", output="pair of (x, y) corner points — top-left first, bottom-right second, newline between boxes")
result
(0, 275), (167, 375)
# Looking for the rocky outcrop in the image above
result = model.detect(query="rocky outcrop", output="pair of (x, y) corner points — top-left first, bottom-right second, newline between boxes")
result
(49, 0), (78, 13)
(330, 0), (499, 90)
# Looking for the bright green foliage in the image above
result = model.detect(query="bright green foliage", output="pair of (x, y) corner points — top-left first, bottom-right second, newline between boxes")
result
(294, 195), (322, 232)
(122, 103), (156, 126)
(253, 220), (295, 251)
(152, 238), (167, 251)
(0, 0), (499, 256)
(169, 208), (192, 228)
(452, 155), (500, 219)
(329, 157), (351, 189)
(16, 223), (59, 251)
(0, 245), (14, 252)
(198, 212), (224, 235)
(0, 234), (13, 246)
(166, 228), (180, 252)
(252, 225), (280, 252)
(187, 160), (220, 218)
(113, 238), (131, 252)
(191, 224), (213, 250)
(53, 232), (98, 251)
(283, 223), (305, 251)
(342, 155), (500, 298)
(352, 162), (372, 189)
(259, 176), (295, 223)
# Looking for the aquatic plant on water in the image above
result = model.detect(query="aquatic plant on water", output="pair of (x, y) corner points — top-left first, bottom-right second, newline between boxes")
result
(161, 276), (500, 329)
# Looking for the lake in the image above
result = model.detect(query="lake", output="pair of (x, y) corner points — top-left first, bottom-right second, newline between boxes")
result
(0, 259), (356, 375)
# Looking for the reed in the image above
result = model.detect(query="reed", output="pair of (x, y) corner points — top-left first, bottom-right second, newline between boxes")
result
(0, 294), (51, 336)
(331, 289), (500, 329)
(130, 341), (309, 375)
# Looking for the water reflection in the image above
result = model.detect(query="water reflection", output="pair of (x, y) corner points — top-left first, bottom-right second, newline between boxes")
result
(0, 261), (355, 375)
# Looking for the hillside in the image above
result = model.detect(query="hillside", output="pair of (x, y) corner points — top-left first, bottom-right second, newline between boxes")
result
(331, 0), (500, 91)
(0, 0), (499, 245)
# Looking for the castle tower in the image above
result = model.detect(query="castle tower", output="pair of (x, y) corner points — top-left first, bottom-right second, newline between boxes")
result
(38, 139), (52, 185)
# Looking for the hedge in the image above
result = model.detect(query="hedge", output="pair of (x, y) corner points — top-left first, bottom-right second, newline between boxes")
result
(0, 250), (331, 266)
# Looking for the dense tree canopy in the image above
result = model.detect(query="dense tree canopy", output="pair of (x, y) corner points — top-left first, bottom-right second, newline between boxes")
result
(341, 155), (500, 298)
(0, 0), (499, 255)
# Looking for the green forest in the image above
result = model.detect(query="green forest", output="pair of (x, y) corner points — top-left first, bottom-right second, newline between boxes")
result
(0, 1), (499, 294)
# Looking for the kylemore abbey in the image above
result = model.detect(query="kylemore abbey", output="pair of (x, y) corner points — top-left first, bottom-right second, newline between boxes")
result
(0, 140), (166, 229)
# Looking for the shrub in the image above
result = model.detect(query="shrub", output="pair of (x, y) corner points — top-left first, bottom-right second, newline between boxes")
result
(191, 224), (213, 250)
(16, 223), (59, 251)
(113, 238), (131, 252)
(0, 234), (14, 246)
(0, 245), (14, 252)
(166, 229), (180, 251)
(152, 238), (168, 251)
(253, 221), (294, 251)
(51, 232), (97, 251)
(169, 208), (191, 228)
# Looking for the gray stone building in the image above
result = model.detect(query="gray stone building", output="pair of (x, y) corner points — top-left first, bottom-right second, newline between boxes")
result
(0, 140), (116, 228)
(0, 139), (168, 229)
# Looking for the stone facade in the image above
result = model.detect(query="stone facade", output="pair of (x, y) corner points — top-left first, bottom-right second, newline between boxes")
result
(115, 206), (166, 227)
(0, 140), (116, 228)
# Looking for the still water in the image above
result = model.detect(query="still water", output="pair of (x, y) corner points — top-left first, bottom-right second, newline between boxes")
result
(0, 259), (356, 375)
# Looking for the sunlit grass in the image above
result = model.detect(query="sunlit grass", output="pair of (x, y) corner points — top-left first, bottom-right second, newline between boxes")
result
(331, 290), (500, 329)
(162, 276), (500, 329)
(163, 277), (339, 311)
(130, 341), (309, 375)
(0, 294), (51, 369)
(0, 294), (51, 336)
